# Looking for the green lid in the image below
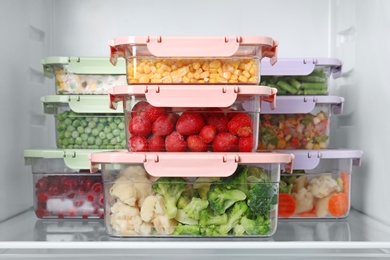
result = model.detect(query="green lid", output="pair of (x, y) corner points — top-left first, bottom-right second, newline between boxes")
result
(41, 56), (126, 78)
(41, 95), (123, 114)
(23, 149), (110, 170)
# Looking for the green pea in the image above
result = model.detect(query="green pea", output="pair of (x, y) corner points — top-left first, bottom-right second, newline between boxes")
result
(99, 118), (107, 124)
(71, 131), (79, 138)
(95, 137), (103, 146)
(97, 123), (105, 131)
(113, 129), (120, 136)
(82, 141), (89, 148)
(77, 126), (85, 133)
(72, 120), (81, 127)
(118, 122), (125, 130)
(75, 137), (82, 145)
(64, 131), (71, 139)
(104, 126), (111, 133)
(107, 144), (114, 149)
(115, 143), (123, 149)
(114, 117), (122, 124)
(58, 131), (65, 139)
(106, 133), (114, 140)
(68, 138), (74, 145)
(80, 133), (88, 141)
(92, 117), (99, 123)
(85, 127), (92, 134)
(87, 136), (95, 145)
(103, 139), (109, 145)
(80, 120), (88, 127)
(67, 125), (75, 132)
(64, 118), (72, 125)
(99, 132), (106, 139)
(110, 138), (117, 145)
(88, 121), (96, 128)
(92, 129), (99, 136)
(120, 132), (126, 139)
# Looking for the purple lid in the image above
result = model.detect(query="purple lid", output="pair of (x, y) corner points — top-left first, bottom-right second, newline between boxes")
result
(261, 96), (344, 114)
(261, 58), (343, 79)
(278, 149), (363, 170)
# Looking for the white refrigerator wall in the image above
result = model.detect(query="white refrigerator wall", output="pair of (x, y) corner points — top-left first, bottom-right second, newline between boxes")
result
(1, 0), (389, 228)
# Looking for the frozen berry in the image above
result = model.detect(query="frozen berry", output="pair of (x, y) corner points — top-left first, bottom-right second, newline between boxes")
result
(205, 109), (229, 133)
(165, 131), (187, 152)
(128, 115), (152, 136)
(144, 105), (166, 122)
(212, 132), (239, 152)
(35, 177), (48, 191)
(227, 113), (253, 137)
(83, 179), (95, 192)
(148, 135), (165, 152)
(86, 191), (96, 203)
(91, 182), (103, 193)
(187, 135), (208, 152)
(73, 198), (85, 207)
(238, 136), (254, 152)
(199, 125), (217, 144)
(176, 111), (205, 136)
(131, 100), (149, 117)
(129, 136), (148, 152)
(48, 183), (61, 196)
(37, 191), (49, 203)
(152, 114), (175, 136)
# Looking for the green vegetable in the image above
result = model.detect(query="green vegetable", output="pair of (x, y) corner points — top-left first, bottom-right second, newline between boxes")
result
(193, 177), (220, 200)
(175, 209), (198, 225)
(240, 215), (272, 235)
(177, 196), (191, 209)
(172, 223), (200, 236)
(247, 181), (278, 217)
(224, 165), (250, 196)
(207, 183), (247, 215)
(276, 80), (298, 94)
(279, 180), (293, 194)
(199, 209), (228, 226)
(218, 201), (248, 235)
(183, 197), (209, 220)
(152, 177), (187, 219)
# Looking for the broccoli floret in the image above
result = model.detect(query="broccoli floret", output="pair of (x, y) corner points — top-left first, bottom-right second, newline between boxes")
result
(224, 165), (249, 196)
(247, 182), (278, 217)
(200, 225), (222, 236)
(233, 224), (245, 236)
(184, 197), (209, 220)
(172, 223), (200, 236)
(177, 196), (191, 209)
(207, 183), (247, 215)
(193, 177), (220, 199)
(218, 201), (249, 235)
(152, 177), (187, 219)
(199, 208), (228, 226)
(240, 215), (272, 235)
(279, 180), (293, 194)
(175, 209), (198, 225)
(281, 174), (298, 185)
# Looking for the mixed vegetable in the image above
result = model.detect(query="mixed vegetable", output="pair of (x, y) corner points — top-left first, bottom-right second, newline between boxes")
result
(107, 165), (278, 237)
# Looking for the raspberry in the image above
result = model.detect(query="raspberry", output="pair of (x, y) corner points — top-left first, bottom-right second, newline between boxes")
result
(212, 132), (239, 152)
(129, 136), (148, 152)
(144, 105), (166, 122)
(199, 125), (217, 144)
(128, 115), (152, 136)
(187, 135), (208, 152)
(152, 114), (175, 136)
(148, 135), (165, 152)
(165, 131), (187, 152)
(176, 111), (205, 136)
(238, 136), (254, 152)
(227, 113), (253, 137)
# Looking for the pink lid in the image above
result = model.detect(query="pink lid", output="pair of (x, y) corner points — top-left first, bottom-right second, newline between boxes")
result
(89, 151), (294, 177)
(109, 35), (278, 65)
(108, 85), (277, 110)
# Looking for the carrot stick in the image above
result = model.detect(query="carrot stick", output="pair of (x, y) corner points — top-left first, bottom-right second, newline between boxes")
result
(278, 193), (296, 218)
(341, 171), (349, 194)
(328, 193), (349, 217)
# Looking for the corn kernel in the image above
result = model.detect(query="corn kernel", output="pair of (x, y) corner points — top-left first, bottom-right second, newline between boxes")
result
(162, 76), (173, 83)
(217, 77), (228, 83)
(190, 79), (198, 83)
(157, 68), (164, 75)
(143, 64), (151, 74)
(198, 80), (205, 83)
(209, 60), (221, 69)
(193, 72), (200, 79)
(139, 75), (150, 83)
(150, 66), (157, 73)
(222, 71), (231, 80)
(202, 63), (209, 71)
(183, 76), (190, 83)
(231, 75), (238, 80)
(156, 62), (162, 69)
(319, 142), (327, 149)
(200, 71), (209, 79)
(209, 69), (219, 74)
(233, 69), (241, 76)
(249, 64), (258, 76)
(187, 72), (194, 79)
(242, 71), (251, 78)
(210, 73), (219, 79)
(129, 79), (139, 83)
(248, 77), (258, 83)
(238, 75), (249, 82)
(161, 64), (171, 72)
(172, 76), (182, 83)
(178, 66), (190, 77)
(151, 78), (162, 83)
(193, 62), (201, 70)
(209, 78), (217, 83)
(228, 79), (238, 83)
(231, 60), (240, 69)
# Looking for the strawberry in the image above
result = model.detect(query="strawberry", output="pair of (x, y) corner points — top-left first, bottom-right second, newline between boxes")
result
(128, 115), (152, 136)
(227, 113), (253, 137)
(206, 113), (229, 133)
(152, 114), (175, 136)
(165, 131), (187, 152)
(238, 136), (254, 152)
(199, 125), (217, 144)
(144, 104), (166, 122)
(212, 132), (239, 152)
(187, 135), (208, 152)
(148, 135), (165, 152)
(176, 111), (205, 136)
(129, 136), (148, 152)
(131, 100), (149, 118)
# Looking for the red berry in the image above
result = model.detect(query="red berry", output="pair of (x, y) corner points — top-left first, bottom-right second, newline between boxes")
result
(204, 108), (229, 133)
(73, 198), (85, 207)
(131, 100), (149, 118)
(176, 111), (205, 136)
(238, 136), (254, 152)
(83, 179), (94, 192)
(86, 191), (96, 203)
(227, 113), (253, 137)
(66, 208), (77, 217)
(91, 182), (103, 193)
(37, 191), (49, 203)
(148, 135), (165, 152)
(67, 192), (76, 199)
(128, 115), (152, 136)
(129, 135), (149, 152)
(144, 105), (166, 122)
(98, 193), (104, 206)
(165, 131), (187, 152)
(35, 208), (48, 218)
(187, 135), (208, 152)
(82, 212), (90, 219)
(48, 183), (61, 196)
(199, 125), (217, 144)
(35, 177), (48, 191)
(212, 132), (239, 152)
(152, 114), (175, 136)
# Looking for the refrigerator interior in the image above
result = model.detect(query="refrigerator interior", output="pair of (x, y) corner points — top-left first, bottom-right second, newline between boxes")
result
(1, 0), (390, 258)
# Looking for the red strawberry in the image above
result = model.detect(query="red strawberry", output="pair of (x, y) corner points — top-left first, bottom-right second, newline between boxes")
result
(212, 132), (238, 152)
(129, 136), (148, 152)
(128, 115), (152, 136)
(226, 109), (241, 120)
(144, 105), (166, 122)
(204, 108), (229, 133)
(176, 111), (205, 136)
(227, 113), (253, 137)
(152, 114), (175, 136)
(131, 100), (149, 117)
(187, 135), (208, 152)
(148, 135), (165, 152)
(199, 125), (217, 144)
(238, 136), (254, 152)
(165, 131), (187, 152)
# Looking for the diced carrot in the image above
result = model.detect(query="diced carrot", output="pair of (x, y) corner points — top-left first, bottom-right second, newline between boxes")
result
(296, 208), (317, 217)
(278, 193), (296, 218)
(328, 193), (349, 217)
(341, 171), (349, 195)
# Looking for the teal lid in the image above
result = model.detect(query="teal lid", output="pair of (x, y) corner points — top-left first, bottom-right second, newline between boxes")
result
(41, 56), (126, 78)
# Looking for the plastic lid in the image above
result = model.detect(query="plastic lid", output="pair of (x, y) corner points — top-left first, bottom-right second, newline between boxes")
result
(41, 95), (123, 114)
(89, 151), (294, 177)
(23, 149), (116, 170)
(109, 35), (278, 64)
(41, 56), (126, 79)
(108, 85), (277, 110)
(260, 96), (344, 114)
(278, 149), (363, 170)
(261, 58), (343, 79)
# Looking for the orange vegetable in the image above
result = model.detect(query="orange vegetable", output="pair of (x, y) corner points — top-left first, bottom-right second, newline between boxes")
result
(341, 171), (349, 194)
(278, 193), (296, 218)
(296, 208), (317, 217)
(328, 193), (349, 217)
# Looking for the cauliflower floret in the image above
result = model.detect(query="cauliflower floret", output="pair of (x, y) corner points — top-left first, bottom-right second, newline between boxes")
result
(110, 201), (143, 235)
(315, 193), (333, 217)
(307, 175), (341, 199)
(140, 194), (166, 222)
(118, 165), (148, 179)
(131, 175), (154, 208)
(110, 182), (138, 206)
(292, 187), (314, 214)
(152, 214), (177, 235)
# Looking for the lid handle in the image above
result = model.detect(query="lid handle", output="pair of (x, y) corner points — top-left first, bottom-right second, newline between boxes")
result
(144, 154), (239, 177)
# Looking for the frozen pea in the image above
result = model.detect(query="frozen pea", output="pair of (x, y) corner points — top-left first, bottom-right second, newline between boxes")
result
(121, 140), (126, 147)
(114, 117), (122, 124)
(77, 126), (84, 133)
(71, 131), (79, 138)
(118, 122), (125, 130)
(58, 131), (65, 139)
(62, 139), (69, 146)
(107, 117), (113, 122)
(92, 117), (99, 123)
(103, 139), (109, 145)
(68, 111), (77, 118)
(75, 137), (82, 145)
(113, 129), (120, 136)
(97, 123), (105, 131)
(85, 117), (92, 122)
(99, 118), (107, 124)
(82, 141), (89, 148)
(68, 138), (74, 145)
(92, 129), (99, 136)
(110, 122), (117, 129)
(88, 121), (96, 128)
(73, 144), (80, 149)
(85, 127), (92, 134)
(90, 145), (98, 149)
(95, 137), (103, 146)
(120, 132), (126, 139)
(107, 144), (114, 149)
(115, 143), (123, 149)
(80, 133), (88, 141)
(110, 139), (117, 145)
(106, 133), (114, 140)
(99, 132), (106, 139)
(57, 113), (65, 121)
(64, 118), (72, 125)
(72, 120), (81, 127)
(66, 125), (75, 132)
(64, 131), (71, 139)
(87, 136), (95, 145)
(80, 120), (88, 127)
(56, 123), (65, 131)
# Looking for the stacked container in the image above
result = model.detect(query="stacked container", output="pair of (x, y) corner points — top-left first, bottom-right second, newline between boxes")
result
(23, 57), (127, 219)
(87, 35), (295, 238)
(258, 58), (363, 220)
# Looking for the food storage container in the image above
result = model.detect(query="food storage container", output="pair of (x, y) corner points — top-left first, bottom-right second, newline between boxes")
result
(258, 96), (344, 150)
(24, 149), (109, 219)
(109, 85), (277, 152)
(260, 58), (342, 95)
(277, 149), (362, 219)
(42, 57), (126, 95)
(41, 95), (126, 149)
(108, 35), (278, 85)
(88, 151), (294, 238)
